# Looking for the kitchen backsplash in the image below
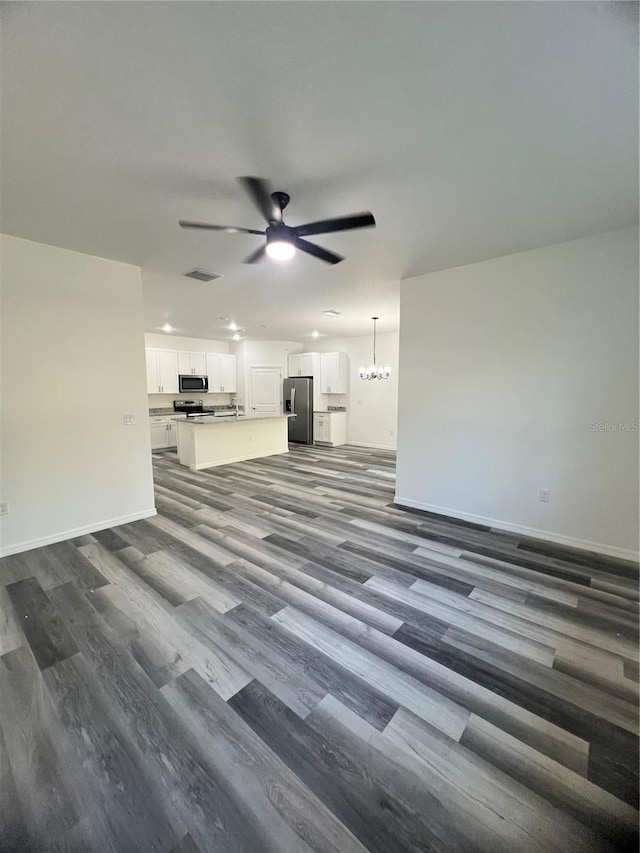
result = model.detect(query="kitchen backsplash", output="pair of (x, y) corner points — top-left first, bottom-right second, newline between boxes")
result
(147, 392), (233, 409)
(149, 403), (238, 416)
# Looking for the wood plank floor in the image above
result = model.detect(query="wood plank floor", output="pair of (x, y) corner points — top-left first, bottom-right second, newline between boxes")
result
(1, 444), (638, 853)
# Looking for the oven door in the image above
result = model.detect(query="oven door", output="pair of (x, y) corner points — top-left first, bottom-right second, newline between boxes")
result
(178, 375), (208, 393)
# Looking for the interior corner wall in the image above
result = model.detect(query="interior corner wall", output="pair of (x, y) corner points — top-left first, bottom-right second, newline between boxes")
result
(0, 234), (155, 556)
(396, 227), (639, 559)
(305, 333), (399, 449)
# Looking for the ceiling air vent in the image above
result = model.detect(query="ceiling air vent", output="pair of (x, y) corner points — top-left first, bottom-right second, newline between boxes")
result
(184, 268), (222, 282)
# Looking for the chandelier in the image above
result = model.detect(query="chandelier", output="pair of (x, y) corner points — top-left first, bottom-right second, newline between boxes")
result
(359, 316), (391, 380)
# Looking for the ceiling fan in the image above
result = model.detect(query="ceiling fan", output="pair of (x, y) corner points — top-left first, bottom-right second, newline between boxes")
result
(179, 176), (376, 265)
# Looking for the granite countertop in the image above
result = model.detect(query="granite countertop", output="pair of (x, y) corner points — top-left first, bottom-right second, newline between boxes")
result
(177, 413), (295, 426)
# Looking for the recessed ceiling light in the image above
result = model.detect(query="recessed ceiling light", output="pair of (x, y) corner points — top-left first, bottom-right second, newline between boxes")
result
(162, 323), (173, 332)
(323, 309), (341, 316)
(232, 333), (241, 341)
(311, 330), (320, 338)
(228, 322), (238, 331)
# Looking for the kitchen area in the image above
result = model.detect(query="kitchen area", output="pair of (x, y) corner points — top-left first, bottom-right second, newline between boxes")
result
(146, 335), (350, 470)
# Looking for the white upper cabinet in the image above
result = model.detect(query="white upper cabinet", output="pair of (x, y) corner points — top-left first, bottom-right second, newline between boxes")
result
(219, 354), (236, 393)
(320, 352), (348, 394)
(205, 352), (221, 391)
(146, 348), (159, 393)
(206, 352), (236, 393)
(146, 347), (179, 394)
(288, 354), (302, 376)
(288, 352), (316, 377)
(178, 350), (206, 375)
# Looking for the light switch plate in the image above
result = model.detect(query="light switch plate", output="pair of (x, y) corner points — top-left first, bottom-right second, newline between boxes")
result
(123, 414), (136, 426)
(0, 502), (8, 516)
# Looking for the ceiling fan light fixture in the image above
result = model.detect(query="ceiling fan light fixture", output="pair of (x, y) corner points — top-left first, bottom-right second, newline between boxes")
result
(266, 240), (295, 261)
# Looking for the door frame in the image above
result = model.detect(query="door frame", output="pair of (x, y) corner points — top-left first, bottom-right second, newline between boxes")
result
(248, 365), (283, 415)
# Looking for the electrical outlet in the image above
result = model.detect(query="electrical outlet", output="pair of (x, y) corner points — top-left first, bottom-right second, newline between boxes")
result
(0, 502), (8, 516)
(248, 434), (253, 442)
(539, 489), (550, 503)
(389, 430), (394, 436)
(123, 414), (136, 426)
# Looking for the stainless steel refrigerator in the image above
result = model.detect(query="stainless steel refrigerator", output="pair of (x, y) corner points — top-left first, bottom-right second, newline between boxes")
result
(283, 377), (313, 444)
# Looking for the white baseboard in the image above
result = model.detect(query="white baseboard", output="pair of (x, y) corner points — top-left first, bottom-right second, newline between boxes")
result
(193, 449), (289, 470)
(348, 441), (397, 451)
(393, 496), (639, 562)
(0, 508), (158, 558)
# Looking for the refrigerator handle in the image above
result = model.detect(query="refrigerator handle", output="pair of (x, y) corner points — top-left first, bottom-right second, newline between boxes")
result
(291, 387), (296, 415)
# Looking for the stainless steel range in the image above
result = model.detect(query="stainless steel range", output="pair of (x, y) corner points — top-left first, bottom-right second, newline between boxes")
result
(173, 400), (204, 415)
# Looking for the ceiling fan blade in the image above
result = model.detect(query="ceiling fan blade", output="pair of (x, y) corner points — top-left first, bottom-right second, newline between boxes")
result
(295, 237), (344, 265)
(242, 244), (268, 264)
(179, 220), (265, 235)
(294, 211), (376, 238)
(237, 176), (282, 224)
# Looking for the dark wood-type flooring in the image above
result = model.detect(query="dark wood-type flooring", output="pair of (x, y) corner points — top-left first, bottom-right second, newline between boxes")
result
(1, 444), (638, 852)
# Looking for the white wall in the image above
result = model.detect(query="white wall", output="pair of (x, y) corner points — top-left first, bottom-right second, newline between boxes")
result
(1, 235), (155, 556)
(305, 333), (399, 449)
(145, 333), (232, 407)
(233, 340), (303, 411)
(396, 227), (639, 559)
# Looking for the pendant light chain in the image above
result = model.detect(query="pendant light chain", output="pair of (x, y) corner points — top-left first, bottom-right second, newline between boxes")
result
(373, 317), (377, 366)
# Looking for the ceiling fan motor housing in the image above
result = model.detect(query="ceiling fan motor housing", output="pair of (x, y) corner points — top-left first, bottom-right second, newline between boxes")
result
(266, 222), (295, 245)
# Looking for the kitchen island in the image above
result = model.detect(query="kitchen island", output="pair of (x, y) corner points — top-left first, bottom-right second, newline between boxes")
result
(175, 414), (294, 470)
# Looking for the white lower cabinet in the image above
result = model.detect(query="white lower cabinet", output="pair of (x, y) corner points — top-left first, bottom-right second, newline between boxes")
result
(149, 415), (182, 449)
(313, 412), (347, 447)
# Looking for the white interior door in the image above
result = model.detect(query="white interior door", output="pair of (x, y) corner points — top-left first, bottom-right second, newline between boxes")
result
(250, 367), (282, 415)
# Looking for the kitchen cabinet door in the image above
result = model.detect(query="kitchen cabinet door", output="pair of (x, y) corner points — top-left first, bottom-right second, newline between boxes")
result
(146, 348), (160, 393)
(150, 422), (170, 449)
(288, 354), (302, 377)
(206, 353), (222, 392)
(314, 415), (328, 443)
(319, 353), (335, 393)
(146, 348), (178, 393)
(157, 349), (179, 394)
(289, 353), (315, 377)
(166, 422), (178, 447)
(299, 353), (315, 376)
(219, 354), (236, 393)
(320, 352), (348, 394)
(178, 350), (206, 375)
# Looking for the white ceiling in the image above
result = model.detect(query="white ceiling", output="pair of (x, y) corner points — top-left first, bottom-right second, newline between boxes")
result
(1, 2), (637, 341)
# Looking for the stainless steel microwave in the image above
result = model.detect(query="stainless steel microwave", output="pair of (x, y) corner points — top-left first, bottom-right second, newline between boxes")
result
(178, 374), (208, 393)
